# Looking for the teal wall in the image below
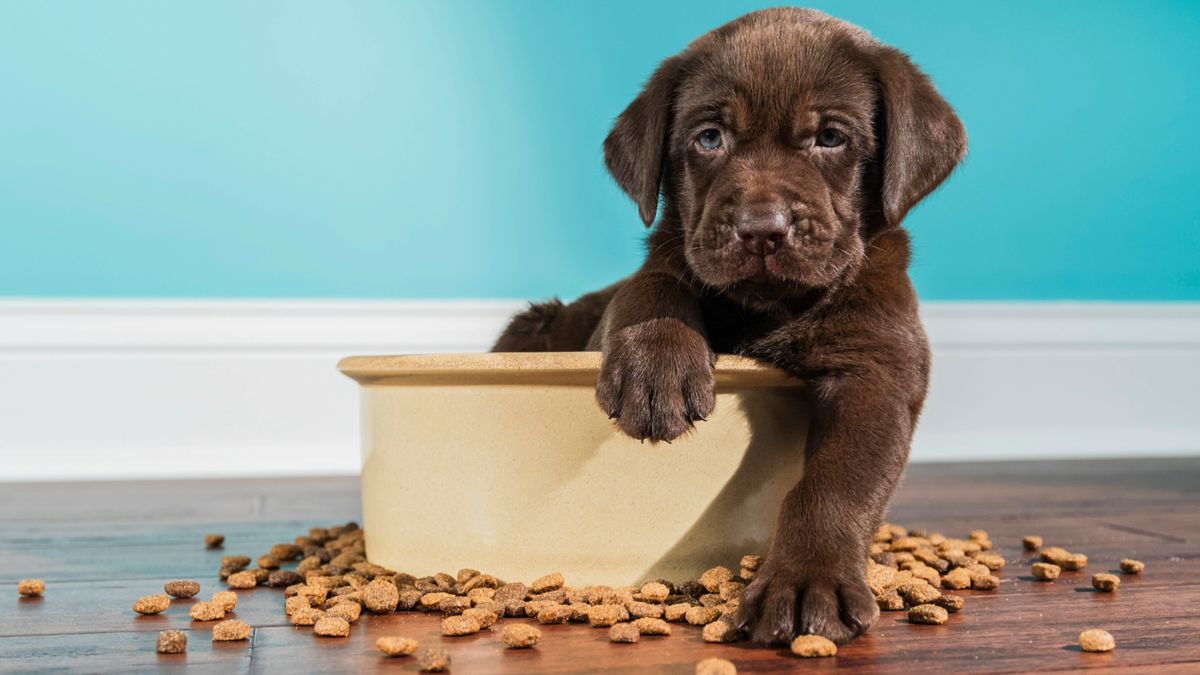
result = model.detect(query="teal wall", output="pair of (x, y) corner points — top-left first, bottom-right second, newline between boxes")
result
(1, 1), (1197, 300)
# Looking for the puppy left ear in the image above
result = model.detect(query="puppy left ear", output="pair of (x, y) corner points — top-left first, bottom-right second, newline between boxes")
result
(604, 55), (686, 227)
(874, 47), (967, 227)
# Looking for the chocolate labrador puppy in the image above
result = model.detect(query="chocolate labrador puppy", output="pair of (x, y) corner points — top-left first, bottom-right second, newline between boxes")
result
(493, 8), (965, 645)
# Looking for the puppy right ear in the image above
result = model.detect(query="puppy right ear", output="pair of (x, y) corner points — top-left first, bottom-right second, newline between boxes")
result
(604, 56), (685, 227)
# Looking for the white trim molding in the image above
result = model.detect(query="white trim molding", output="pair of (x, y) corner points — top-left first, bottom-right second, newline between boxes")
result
(1, 300), (1198, 480)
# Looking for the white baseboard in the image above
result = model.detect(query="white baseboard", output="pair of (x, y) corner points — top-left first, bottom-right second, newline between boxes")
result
(1, 300), (1197, 481)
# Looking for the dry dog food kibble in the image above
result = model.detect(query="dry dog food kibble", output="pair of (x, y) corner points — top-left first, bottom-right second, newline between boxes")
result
(609, 622), (640, 643)
(362, 579), (399, 614)
(685, 606), (722, 626)
(696, 657), (738, 675)
(933, 594), (964, 612)
(877, 591), (905, 611)
(189, 601), (225, 621)
(791, 634), (837, 658)
(212, 620), (253, 641)
(588, 604), (626, 627)
(1032, 562), (1061, 581)
(908, 604), (949, 625)
(226, 571), (258, 590)
(211, 591), (238, 612)
(314, 616), (351, 637)
(1022, 535), (1043, 551)
(531, 572), (564, 593)
(1062, 553), (1088, 571)
(536, 604), (573, 624)
(1092, 573), (1120, 592)
(1079, 628), (1116, 652)
(289, 608), (324, 626)
(441, 615), (481, 636)
(377, 636), (420, 656)
(133, 594), (171, 615)
(640, 582), (670, 603)
(416, 646), (451, 672)
(327, 602), (362, 623)
(164, 580), (200, 599)
(156, 629), (188, 654)
(205, 534), (224, 549)
(699, 566), (734, 593)
(501, 624), (540, 648)
(633, 617), (671, 636)
(18, 579), (45, 598)
(1120, 558), (1145, 574)
(702, 619), (737, 643)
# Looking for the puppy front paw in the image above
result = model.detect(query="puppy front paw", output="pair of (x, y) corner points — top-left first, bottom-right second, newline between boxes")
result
(734, 553), (878, 646)
(595, 318), (715, 442)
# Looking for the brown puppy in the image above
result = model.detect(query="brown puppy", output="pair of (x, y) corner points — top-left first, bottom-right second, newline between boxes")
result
(493, 8), (965, 645)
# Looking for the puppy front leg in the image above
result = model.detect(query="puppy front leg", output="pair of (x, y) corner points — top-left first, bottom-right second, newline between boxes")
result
(593, 271), (715, 442)
(735, 371), (914, 644)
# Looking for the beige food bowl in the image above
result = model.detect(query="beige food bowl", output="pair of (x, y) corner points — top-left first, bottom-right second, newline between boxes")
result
(338, 352), (807, 586)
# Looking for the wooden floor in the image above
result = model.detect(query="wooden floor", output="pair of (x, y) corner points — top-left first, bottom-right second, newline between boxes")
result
(2, 458), (1198, 673)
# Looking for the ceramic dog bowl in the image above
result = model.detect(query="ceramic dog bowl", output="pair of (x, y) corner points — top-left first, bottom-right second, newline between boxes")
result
(338, 352), (807, 586)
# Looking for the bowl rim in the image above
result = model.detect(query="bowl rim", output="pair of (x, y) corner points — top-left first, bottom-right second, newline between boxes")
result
(338, 352), (802, 387)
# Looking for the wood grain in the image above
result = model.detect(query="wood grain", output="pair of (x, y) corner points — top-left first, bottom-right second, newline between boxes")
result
(2, 459), (1198, 673)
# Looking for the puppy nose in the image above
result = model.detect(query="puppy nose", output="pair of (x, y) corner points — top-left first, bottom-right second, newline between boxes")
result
(734, 206), (789, 256)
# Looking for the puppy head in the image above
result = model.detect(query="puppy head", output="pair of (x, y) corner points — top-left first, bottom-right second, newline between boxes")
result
(605, 8), (966, 304)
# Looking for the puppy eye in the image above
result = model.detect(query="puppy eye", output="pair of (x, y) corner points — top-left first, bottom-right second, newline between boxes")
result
(696, 128), (723, 150)
(815, 128), (846, 148)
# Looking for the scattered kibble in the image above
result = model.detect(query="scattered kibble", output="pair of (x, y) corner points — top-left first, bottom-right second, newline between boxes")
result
(1092, 573), (1120, 592)
(1032, 562), (1061, 581)
(908, 603), (949, 625)
(416, 645), (451, 672)
(164, 580), (200, 599)
(377, 635), (420, 656)
(1120, 559), (1145, 574)
(205, 534), (224, 549)
(211, 591), (238, 612)
(1079, 628), (1115, 652)
(212, 620), (252, 641)
(133, 594), (171, 615)
(189, 601), (225, 622)
(696, 657), (738, 675)
(791, 634), (837, 657)
(156, 629), (188, 654)
(501, 624), (540, 648)
(609, 622), (640, 643)
(17, 579), (45, 598)
(314, 616), (351, 637)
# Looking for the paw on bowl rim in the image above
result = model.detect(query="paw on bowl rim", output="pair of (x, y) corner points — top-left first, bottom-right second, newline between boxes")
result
(337, 352), (802, 388)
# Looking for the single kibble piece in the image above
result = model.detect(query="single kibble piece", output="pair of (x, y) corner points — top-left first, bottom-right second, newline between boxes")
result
(501, 624), (541, 649)
(974, 552), (1006, 571)
(941, 567), (971, 590)
(164, 580), (200, 599)
(908, 604), (949, 625)
(588, 604), (625, 627)
(156, 629), (188, 653)
(696, 657), (738, 675)
(633, 617), (671, 636)
(221, 555), (251, 570)
(665, 603), (691, 622)
(362, 579), (400, 614)
(462, 607), (497, 629)
(702, 619), (736, 643)
(289, 607), (324, 626)
(212, 620), (252, 641)
(1062, 553), (1088, 571)
(933, 594), (964, 612)
(1032, 562), (1061, 581)
(18, 579), (45, 597)
(285, 596), (311, 615)
(441, 615), (481, 636)
(898, 582), (941, 605)
(877, 591), (905, 611)
(699, 566), (734, 593)
(1120, 559), (1145, 574)
(133, 594), (171, 615)
(1022, 535), (1043, 551)
(314, 616), (351, 638)
(627, 600), (665, 619)
(609, 622), (640, 643)
(226, 571), (258, 590)
(269, 570), (304, 588)
(640, 582), (670, 603)
(1092, 573), (1121, 592)
(970, 573), (1000, 591)
(686, 606), (722, 626)
(205, 534), (224, 549)
(1040, 547), (1071, 565)
(416, 646), (451, 672)
(211, 591), (239, 612)
(1079, 629), (1116, 652)
(438, 595), (472, 616)
(189, 601), (225, 621)
(377, 636), (420, 656)
(328, 602), (362, 623)
(791, 634), (837, 658)
(531, 572), (564, 593)
(536, 604), (573, 624)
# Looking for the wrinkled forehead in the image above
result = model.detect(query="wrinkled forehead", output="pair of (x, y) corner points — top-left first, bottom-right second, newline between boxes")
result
(674, 26), (877, 138)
